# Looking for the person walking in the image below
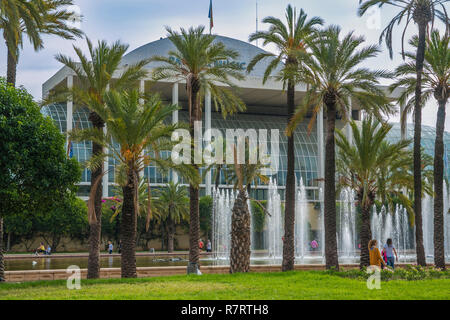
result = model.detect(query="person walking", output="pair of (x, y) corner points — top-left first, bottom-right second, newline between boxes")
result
(383, 238), (398, 269)
(206, 240), (212, 253)
(369, 239), (386, 269)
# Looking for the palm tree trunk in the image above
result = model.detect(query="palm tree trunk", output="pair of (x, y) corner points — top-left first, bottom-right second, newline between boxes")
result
(121, 169), (137, 278)
(359, 202), (372, 269)
(187, 77), (201, 274)
(87, 113), (104, 279)
(282, 79), (296, 272)
(167, 220), (175, 253)
(230, 190), (251, 273)
(6, 43), (17, 87)
(413, 23), (427, 267)
(433, 98), (447, 270)
(324, 103), (339, 270)
(0, 217), (5, 282)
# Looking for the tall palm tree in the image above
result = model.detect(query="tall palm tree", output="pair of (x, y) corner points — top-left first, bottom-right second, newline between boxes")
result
(390, 30), (449, 269)
(224, 143), (269, 273)
(336, 117), (413, 268)
(153, 182), (189, 253)
(70, 89), (191, 277)
(288, 26), (392, 270)
(247, 5), (323, 271)
(1, 0), (83, 86)
(151, 26), (246, 274)
(46, 38), (149, 279)
(358, 0), (449, 267)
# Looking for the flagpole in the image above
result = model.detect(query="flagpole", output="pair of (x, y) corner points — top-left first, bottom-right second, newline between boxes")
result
(209, 0), (213, 34)
(256, 0), (258, 47)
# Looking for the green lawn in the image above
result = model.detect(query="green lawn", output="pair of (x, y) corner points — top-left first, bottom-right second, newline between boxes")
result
(0, 271), (448, 300)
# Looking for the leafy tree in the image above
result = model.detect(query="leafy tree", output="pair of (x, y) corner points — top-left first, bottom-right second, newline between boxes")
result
(247, 5), (323, 271)
(153, 182), (189, 253)
(224, 143), (269, 273)
(359, 0), (450, 267)
(0, 78), (80, 281)
(35, 194), (88, 252)
(391, 31), (449, 269)
(151, 26), (246, 274)
(251, 200), (267, 250)
(47, 37), (150, 279)
(336, 117), (413, 268)
(199, 196), (213, 240)
(0, 0), (83, 86)
(3, 211), (36, 252)
(288, 26), (392, 270)
(70, 89), (194, 278)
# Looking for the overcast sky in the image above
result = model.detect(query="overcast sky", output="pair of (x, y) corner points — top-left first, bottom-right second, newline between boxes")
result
(0, 0), (448, 129)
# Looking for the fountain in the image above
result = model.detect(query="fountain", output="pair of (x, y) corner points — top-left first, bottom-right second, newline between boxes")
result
(423, 190), (434, 258)
(212, 188), (234, 259)
(295, 178), (308, 260)
(421, 181), (450, 259)
(370, 204), (413, 261)
(211, 179), (449, 264)
(266, 178), (283, 258)
(338, 188), (356, 258)
(445, 182), (450, 258)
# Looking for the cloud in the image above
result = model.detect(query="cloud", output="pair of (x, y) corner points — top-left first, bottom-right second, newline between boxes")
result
(0, 0), (447, 129)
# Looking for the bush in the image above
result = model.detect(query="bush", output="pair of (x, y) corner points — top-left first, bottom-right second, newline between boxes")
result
(325, 265), (450, 281)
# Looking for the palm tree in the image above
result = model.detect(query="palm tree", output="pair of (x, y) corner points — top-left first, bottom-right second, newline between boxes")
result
(71, 89), (190, 277)
(390, 30), (449, 269)
(46, 38), (149, 279)
(358, 0), (449, 267)
(151, 26), (246, 274)
(1, 0), (83, 86)
(153, 182), (189, 253)
(288, 26), (392, 270)
(336, 117), (413, 268)
(247, 5), (323, 271)
(224, 143), (269, 273)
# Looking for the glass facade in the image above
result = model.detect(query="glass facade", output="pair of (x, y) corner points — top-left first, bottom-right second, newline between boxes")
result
(41, 103), (450, 200)
(386, 123), (450, 181)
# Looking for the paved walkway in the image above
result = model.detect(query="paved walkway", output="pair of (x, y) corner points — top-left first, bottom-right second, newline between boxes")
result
(4, 251), (212, 260)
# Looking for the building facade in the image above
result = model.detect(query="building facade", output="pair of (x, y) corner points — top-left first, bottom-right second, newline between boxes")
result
(42, 35), (450, 204)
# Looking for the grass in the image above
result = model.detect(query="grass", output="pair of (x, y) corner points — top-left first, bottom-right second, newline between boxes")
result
(1, 271), (449, 300)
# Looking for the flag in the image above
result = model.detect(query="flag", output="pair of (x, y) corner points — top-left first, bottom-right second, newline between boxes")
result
(67, 140), (73, 159)
(208, 0), (214, 32)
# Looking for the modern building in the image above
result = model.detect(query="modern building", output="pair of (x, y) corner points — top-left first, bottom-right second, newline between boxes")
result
(42, 35), (450, 206)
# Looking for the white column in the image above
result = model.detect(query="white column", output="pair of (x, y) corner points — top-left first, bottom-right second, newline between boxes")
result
(205, 89), (212, 196)
(102, 125), (109, 198)
(172, 82), (179, 184)
(346, 99), (353, 145)
(102, 84), (110, 198)
(139, 80), (145, 179)
(317, 106), (324, 194)
(317, 104), (325, 262)
(66, 76), (73, 146)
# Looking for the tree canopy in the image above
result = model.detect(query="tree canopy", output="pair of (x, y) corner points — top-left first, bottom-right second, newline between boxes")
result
(0, 78), (81, 219)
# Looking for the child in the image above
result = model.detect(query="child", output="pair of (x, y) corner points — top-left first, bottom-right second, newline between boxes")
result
(383, 238), (398, 269)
